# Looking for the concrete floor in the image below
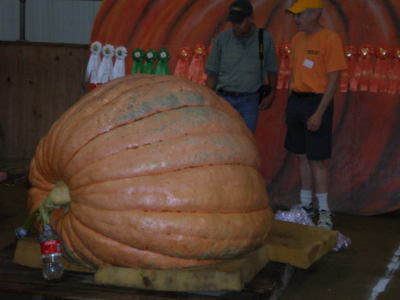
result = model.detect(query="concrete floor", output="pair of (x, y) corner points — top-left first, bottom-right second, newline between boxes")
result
(282, 213), (400, 300)
(0, 175), (399, 300)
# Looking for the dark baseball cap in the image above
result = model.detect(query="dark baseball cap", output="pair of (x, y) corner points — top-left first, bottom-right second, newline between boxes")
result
(227, 0), (253, 23)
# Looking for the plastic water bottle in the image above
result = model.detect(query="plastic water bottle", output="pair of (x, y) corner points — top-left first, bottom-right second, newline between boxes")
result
(39, 224), (64, 280)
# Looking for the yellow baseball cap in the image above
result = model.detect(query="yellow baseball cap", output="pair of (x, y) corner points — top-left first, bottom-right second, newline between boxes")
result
(287, 0), (324, 14)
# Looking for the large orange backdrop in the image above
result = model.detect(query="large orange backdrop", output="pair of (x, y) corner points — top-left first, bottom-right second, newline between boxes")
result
(90, 0), (400, 215)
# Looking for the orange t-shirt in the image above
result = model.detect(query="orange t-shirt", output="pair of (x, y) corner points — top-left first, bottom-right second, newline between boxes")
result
(290, 28), (347, 93)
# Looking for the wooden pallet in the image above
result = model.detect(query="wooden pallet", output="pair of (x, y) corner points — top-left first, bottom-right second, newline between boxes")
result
(1, 242), (292, 299)
(10, 220), (337, 295)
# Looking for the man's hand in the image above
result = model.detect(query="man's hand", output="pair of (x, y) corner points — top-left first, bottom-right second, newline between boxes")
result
(259, 92), (275, 110)
(307, 112), (322, 131)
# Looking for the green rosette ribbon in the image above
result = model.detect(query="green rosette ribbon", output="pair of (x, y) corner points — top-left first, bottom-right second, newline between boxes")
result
(142, 49), (158, 74)
(155, 48), (170, 75)
(131, 49), (144, 74)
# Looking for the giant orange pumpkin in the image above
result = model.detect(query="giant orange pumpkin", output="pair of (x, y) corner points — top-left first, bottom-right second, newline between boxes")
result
(28, 74), (273, 269)
(91, 0), (400, 215)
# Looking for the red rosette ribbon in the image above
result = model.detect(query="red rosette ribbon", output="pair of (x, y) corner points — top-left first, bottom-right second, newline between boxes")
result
(354, 45), (374, 92)
(341, 45), (357, 93)
(173, 47), (192, 78)
(277, 43), (291, 90)
(388, 47), (400, 95)
(188, 44), (207, 85)
(370, 46), (391, 93)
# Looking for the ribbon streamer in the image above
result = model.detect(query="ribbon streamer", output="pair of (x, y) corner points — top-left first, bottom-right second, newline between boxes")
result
(155, 48), (170, 75)
(354, 45), (374, 92)
(340, 45), (357, 92)
(111, 46), (128, 80)
(85, 41), (102, 83)
(95, 44), (115, 84)
(174, 47), (192, 79)
(142, 49), (157, 74)
(370, 47), (390, 93)
(188, 45), (207, 85)
(277, 43), (291, 90)
(131, 49), (144, 74)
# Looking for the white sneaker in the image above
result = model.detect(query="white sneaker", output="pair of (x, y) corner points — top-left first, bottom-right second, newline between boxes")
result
(317, 210), (333, 229)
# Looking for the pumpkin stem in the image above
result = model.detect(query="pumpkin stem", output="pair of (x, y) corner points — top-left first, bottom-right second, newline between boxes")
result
(40, 181), (71, 225)
(16, 182), (71, 238)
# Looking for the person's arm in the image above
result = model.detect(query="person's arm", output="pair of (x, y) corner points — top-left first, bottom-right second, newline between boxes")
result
(259, 72), (277, 110)
(206, 75), (217, 91)
(307, 70), (340, 131)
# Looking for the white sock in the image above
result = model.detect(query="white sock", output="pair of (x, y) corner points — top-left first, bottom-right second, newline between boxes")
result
(300, 189), (312, 207)
(316, 193), (330, 211)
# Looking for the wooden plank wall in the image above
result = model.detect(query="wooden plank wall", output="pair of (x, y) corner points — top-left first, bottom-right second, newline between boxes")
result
(0, 42), (88, 164)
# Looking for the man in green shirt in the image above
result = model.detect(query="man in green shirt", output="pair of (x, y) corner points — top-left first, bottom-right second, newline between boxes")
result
(206, 0), (278, 132)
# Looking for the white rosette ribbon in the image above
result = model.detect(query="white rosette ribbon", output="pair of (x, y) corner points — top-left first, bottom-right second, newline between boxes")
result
(95, 44), (115, 84)
(111, 46), (128, 80)
(85, 41), (102, 83)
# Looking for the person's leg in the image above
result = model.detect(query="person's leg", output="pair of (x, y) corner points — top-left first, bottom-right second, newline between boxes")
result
(298, 154), (314, 217)
(218, 94), (258, 132)
(234, 94), (259, 132)
(303, 95), (333, 229)
(285, 94), (312, 213)
(309, 159), (332, 229)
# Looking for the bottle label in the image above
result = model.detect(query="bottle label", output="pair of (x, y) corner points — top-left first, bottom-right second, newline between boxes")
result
(40, 239), (62, 255)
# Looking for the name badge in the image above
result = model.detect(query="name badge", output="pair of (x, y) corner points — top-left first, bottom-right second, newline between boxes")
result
(303, 58), (314, 69)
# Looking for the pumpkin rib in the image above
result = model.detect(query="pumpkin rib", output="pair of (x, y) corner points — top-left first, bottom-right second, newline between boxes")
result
(64, 106), (250, 177)
(67, 212), (221, 268)
(70, 206), (270, 241)
(64, 103), (244, 175)
(59, 79), (245, 174)
(71, 166), (268, 213)
(71, 199), (268, 215)
(66, 122), (251, 182)
(54, 76), (180, 174)
(70, 162), (259, 192)
(57, 216), (98, 269)
(68, 130), (260, 190)
(45, 75), (142, 176)
(68, 207), (271, 260)
(29, 159), (54, 192)
(70, 164), (268, 213)
(32, 138), (52, 184)
(61, 214), (110, 266)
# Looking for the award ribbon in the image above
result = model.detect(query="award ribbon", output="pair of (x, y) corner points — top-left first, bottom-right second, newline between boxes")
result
(143, 49), (158, 74)
(96, 44), (115, 84)
(370, 47), (390, 93)
(86, 41), (102, 84)
(340, 45), (357, 93)
(111, 46), (128, 80)
(174, 47), (192, 78)
(277, 43), (291, 90)
(188, 45), (207, 84)
(131, 49), (144, 74)
(155, 48), (170, 75)
(354, 45), (373, 92)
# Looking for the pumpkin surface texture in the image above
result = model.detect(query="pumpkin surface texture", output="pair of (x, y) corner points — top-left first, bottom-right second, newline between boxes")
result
(28, 74), (273, 269)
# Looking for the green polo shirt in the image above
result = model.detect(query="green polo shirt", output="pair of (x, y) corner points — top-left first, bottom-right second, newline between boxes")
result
(206, 26), (278, 93)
